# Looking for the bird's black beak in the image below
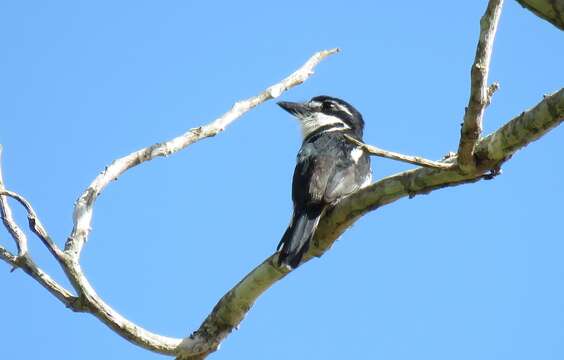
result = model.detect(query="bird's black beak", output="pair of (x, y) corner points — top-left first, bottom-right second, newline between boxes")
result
(277, 101), (309, 117)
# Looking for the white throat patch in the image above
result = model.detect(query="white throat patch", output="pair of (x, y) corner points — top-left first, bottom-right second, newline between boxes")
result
(299, 113), (350, 139)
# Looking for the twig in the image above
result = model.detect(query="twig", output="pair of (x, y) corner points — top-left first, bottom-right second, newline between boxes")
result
(0, 241), (79, 310)
(487, 82), (500, 106)
(0, 189), (63, 260)
(0, 244), (17, 267)
(14, 253), (79, 307)
(0, 145), (29, 256)
(457, 0), (504, 172)
(0, 146), (76, 304)
(344, 135), (455, 170)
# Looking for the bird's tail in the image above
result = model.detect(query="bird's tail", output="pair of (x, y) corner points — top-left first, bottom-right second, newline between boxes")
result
(277, 209), (322, 268)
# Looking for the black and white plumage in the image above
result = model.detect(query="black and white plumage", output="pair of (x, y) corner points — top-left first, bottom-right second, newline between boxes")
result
(277, 96), (372, 268)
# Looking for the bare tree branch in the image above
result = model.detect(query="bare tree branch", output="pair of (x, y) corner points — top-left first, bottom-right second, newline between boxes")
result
(62, 259), (185, 354)
(344, 135), (456, 170)
(0, 236), (77, 308)
(0, 147), (77, 305)
(1, 146), (62, 260)
(458, 0), (504, 172)
(13, 254), (79, 308)
(0, 145), (28, 257)
(0, 189), (63, 261)
(64, 48), (340, 260)
(319, 89), (563, 251)
(0, 245), (17, 267)
(516, 0), (564, 30)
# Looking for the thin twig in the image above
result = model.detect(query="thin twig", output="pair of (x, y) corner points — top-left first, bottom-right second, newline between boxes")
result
(457, 0), (504, 172)
(344, 135), (455, 170)
(0, 189), (63, 260)
(0, 146), (77, 304)
(0, 244), (17, 267)
(14, 254), (79, 307)
(0, 241), (79, 308)
(0, 145), (28, 256)
(487, 82), (500, 106)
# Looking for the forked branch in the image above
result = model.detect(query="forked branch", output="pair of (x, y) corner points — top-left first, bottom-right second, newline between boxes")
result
(0, 148), (77, 306)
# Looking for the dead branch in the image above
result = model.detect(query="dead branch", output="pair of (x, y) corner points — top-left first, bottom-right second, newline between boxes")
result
(457, 0), (504, 172)
(0, 145), (28, 257)
(344, 135), (456, 170)
(0, 149), (78, 306)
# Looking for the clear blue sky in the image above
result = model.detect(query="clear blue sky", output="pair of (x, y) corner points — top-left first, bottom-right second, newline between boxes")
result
(1, 1), (563, 359)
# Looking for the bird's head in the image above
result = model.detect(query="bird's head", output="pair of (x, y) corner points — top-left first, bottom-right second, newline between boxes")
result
(278, 96), (364, 140)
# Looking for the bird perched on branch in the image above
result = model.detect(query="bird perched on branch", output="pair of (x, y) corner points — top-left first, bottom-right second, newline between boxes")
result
(277, 96), (372, 268)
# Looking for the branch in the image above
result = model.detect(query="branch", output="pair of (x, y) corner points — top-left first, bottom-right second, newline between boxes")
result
(0, 49), (339, 358)
(516, 0), (564, 30)
(344, 135), (455, 170)
(1, 146), (63, 261)
(0, 189), (63, 260)
(0, 145), (28, 257)
(64, 47), (340, 260)
(0, 147), (77, 306)
(176, 88), (563, 359)
(1, 240), (76, 306)
(457, 0), (504, 172)
(0, 245), (17, 267)
(321, 88), (563, 246)
(11, 253), (78, 307)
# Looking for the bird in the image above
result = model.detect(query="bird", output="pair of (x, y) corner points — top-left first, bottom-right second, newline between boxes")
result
(276, 95), (372, 269)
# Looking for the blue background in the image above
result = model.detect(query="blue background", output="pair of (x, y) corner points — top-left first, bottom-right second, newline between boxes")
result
(1, 1), (563, 359)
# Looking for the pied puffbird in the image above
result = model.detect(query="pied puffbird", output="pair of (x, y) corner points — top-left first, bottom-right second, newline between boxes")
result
(277, 96), (372, 268)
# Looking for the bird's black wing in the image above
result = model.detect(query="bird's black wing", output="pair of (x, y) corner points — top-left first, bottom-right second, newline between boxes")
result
(293, 134), (368, 207)
(325, 147), (370, 202)
(292, 141), (337, 209)
(278, 141), (335, 268)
